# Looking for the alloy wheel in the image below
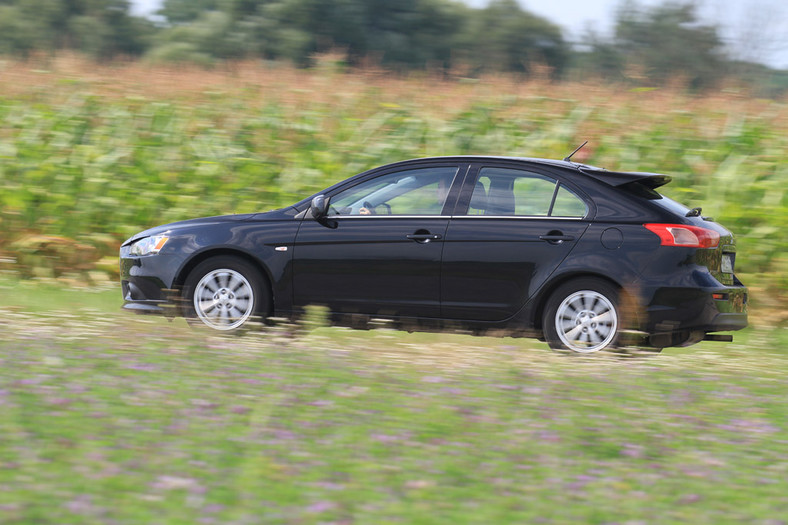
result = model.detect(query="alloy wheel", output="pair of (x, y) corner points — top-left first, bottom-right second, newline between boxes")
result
(555, 289), (618, 353)
(193, 268), (255, 330)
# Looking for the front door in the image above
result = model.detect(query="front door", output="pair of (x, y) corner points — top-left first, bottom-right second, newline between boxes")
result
(293, 165), (463, 318)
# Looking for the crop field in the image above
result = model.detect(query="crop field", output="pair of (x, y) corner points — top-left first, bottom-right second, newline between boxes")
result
(0, 56), (787, 306)
(1, 57), (787, 522)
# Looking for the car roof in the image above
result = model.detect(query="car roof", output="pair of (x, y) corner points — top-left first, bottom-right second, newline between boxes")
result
(390, 155), (584, 169)
(392, 156), (673, 189)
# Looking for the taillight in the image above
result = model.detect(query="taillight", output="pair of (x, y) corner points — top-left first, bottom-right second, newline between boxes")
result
(644, 223), (720, 248)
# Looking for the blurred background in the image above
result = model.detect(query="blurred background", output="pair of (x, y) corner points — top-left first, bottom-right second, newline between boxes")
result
(0, 0), (786, 314)
(2, 2), (788, 522)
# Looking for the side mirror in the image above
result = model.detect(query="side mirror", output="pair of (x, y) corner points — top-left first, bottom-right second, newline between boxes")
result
(310, 194), (329, 220)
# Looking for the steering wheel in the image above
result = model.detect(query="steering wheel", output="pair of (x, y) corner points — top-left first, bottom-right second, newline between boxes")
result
(362, 201), (376, 215)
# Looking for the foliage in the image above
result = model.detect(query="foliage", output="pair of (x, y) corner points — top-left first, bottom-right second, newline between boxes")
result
(0, 59), (786, 307)
(0, 0), (785, 90)
(0, 0), (562, 73)
(0, 0), (153, 59)
(0, 298), (787, 522)
(572, 2), (729, 89)
(614, 1), (726, 89)
(461, 0), (568, 74)
(149, 0), (568, 73)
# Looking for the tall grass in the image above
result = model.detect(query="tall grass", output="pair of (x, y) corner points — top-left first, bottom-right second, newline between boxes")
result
(1, 56), (786, 309)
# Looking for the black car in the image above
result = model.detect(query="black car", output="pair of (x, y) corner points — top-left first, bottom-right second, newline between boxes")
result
(120, 156), (747, 353)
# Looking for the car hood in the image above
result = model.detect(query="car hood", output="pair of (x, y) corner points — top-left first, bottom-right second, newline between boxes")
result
(122, 209), (293, 246)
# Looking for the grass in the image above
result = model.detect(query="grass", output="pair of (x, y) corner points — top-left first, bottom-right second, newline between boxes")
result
(1, 279), (786, 523)
(0, 274), (119, 313)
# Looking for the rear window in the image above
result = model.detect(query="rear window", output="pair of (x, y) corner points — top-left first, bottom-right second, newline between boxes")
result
(621, 181), (690, 215)
(652, 194), (691, 216)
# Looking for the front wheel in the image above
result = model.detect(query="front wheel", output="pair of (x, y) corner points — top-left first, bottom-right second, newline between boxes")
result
(543, 278), (623, 353)
(182, 256), (268, 332)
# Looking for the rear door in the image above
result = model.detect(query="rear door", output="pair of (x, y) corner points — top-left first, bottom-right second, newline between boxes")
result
(441, 164), (591, 321)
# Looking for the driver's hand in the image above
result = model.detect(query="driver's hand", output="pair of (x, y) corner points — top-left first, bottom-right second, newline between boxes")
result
(359, 207), (371, 215)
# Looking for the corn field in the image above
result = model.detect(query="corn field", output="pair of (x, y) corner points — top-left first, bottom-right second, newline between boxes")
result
(0, 57), (786, 313)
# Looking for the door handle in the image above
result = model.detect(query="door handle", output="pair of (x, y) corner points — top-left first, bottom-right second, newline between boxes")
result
(406, 231), (442, 243)
(539, 234), (575, 243)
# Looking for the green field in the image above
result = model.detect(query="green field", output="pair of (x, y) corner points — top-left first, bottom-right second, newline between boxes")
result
(0, 280), (786, 523)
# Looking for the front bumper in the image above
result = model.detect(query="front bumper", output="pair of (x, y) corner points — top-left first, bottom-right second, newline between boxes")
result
(120, 278), (169, 314)
(122, 300), (167, 314)
(120, 252), (183, 316)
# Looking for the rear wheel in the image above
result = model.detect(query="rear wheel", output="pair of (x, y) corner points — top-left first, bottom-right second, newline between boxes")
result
(543, 278), (622, 353)
(183, 256), (269, 332)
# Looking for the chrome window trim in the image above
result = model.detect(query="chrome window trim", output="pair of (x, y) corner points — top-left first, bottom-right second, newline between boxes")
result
(330, 215), (586, 220)
(331, 215), (453, 219)
(452, 215), (587, 220)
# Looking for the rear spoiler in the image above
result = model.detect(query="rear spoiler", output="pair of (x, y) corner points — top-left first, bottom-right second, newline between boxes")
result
(578, 168), (672, 189)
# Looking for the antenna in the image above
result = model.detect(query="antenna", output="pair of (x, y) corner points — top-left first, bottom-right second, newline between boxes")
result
(563, 141), (588, 162)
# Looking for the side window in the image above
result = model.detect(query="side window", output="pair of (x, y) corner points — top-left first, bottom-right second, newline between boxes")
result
(512, 176), (555, 216)
(329, 166), (458, 216)
(468, 167), (586, 218)
(551, 185), (586, 217)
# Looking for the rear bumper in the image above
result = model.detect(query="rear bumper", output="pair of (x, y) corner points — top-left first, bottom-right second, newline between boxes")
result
(699, 311), (748, 332)
(641, 282), (748, 335)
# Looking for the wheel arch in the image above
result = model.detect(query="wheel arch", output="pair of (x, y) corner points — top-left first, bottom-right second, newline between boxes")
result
(174, 248), (275, 310)
(530, 272), (629, 332)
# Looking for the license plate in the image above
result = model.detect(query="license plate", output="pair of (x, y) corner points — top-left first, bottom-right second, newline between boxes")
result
(721, 254), (734, 274)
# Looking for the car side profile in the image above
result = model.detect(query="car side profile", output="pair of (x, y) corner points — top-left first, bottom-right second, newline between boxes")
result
(120, 156), (748, 353)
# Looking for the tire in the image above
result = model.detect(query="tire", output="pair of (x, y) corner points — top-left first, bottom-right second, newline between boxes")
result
(543, 278), (623, 354)
(182, 256), (269, 332)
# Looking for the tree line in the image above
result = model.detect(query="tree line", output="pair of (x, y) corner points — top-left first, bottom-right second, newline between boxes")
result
(0, 0), (785, 91)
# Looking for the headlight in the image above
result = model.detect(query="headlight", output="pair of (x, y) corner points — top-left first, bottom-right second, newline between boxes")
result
(129, 235), (169, 256)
